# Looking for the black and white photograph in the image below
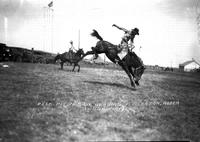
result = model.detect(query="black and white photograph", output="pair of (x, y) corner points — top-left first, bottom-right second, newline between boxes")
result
(0, 0), (200, 141)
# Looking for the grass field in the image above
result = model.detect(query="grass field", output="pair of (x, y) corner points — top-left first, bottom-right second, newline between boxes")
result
(0, 62), (200, 142)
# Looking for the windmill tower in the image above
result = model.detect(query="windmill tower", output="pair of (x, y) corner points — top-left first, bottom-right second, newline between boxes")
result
(4, 17), (8, 44)
(43, 0), (54, 52)
(195, 0), (200, 44)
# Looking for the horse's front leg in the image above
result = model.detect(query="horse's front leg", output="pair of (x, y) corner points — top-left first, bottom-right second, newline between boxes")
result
(83, 48), (98, 59)
(72, 63), (76, 72)
(128, 66), (140, 86)
(118, 61), (136, 89)
(134, 66), (145, 86)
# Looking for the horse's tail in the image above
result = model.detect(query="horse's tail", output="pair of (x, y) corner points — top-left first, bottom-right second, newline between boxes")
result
(91, 29), (103, 41)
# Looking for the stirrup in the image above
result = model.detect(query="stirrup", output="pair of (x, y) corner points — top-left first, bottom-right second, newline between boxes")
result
(135, 80), (139, 86)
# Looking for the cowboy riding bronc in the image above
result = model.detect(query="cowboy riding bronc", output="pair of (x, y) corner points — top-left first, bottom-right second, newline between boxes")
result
(112, 24), (139, 64)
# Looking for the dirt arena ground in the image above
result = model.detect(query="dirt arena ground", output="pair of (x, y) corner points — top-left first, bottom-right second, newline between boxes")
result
(0, 62), (200, 142)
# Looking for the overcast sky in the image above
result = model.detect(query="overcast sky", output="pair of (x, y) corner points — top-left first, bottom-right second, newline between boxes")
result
(0, 0), (200, 67)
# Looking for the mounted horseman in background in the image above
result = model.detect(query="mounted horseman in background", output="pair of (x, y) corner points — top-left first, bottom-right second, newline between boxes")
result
(54, 48), (84, 72)
(54, 40), (84, 72)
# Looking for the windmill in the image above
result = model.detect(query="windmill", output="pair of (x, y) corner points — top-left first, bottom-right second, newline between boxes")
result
(43, 0), (54, 52)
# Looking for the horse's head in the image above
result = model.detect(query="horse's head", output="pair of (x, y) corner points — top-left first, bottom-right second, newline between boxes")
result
(76, 48), (84, 56)
(54, 54), (60, 63)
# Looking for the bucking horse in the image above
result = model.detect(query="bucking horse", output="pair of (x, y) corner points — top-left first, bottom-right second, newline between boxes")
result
(54, 48), (84, 72)
(84, 29), (145, 89)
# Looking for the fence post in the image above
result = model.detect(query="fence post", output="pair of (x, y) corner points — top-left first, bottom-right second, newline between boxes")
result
(31, 48), (34, 63)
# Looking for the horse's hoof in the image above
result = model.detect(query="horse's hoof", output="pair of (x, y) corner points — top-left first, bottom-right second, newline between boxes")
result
(135, 81), (140, 86)
(131, 82), (136, 88)
(131, 86), (136, 90)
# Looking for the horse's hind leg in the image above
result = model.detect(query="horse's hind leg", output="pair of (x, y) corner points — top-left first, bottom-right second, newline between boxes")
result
(84, 50), (96, 57)
(77, 64), (80, 72)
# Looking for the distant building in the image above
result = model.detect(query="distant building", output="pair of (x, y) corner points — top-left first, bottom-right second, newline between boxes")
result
(179, 59), (200, 72)
(0, 43), (12, 61)
(84, 55), (107, 65)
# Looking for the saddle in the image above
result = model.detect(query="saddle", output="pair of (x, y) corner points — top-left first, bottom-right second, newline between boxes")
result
(68, 50), (75, 60)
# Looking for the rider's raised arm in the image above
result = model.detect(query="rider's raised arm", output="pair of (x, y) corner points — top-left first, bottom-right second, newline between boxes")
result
(112, 24), (128, 33)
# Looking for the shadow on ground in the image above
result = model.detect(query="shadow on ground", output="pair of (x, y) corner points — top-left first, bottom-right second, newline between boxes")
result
(84, 80), (136, 91)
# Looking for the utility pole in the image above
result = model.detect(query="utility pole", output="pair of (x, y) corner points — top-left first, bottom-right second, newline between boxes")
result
(195, 0), (200, 44)
(78, 29), (80, 49)
(4, 17), (8, 44)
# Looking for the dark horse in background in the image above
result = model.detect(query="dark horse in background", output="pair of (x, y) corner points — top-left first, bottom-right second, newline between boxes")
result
(84, 29), (145, 89)
(54, 49), (84, 72)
